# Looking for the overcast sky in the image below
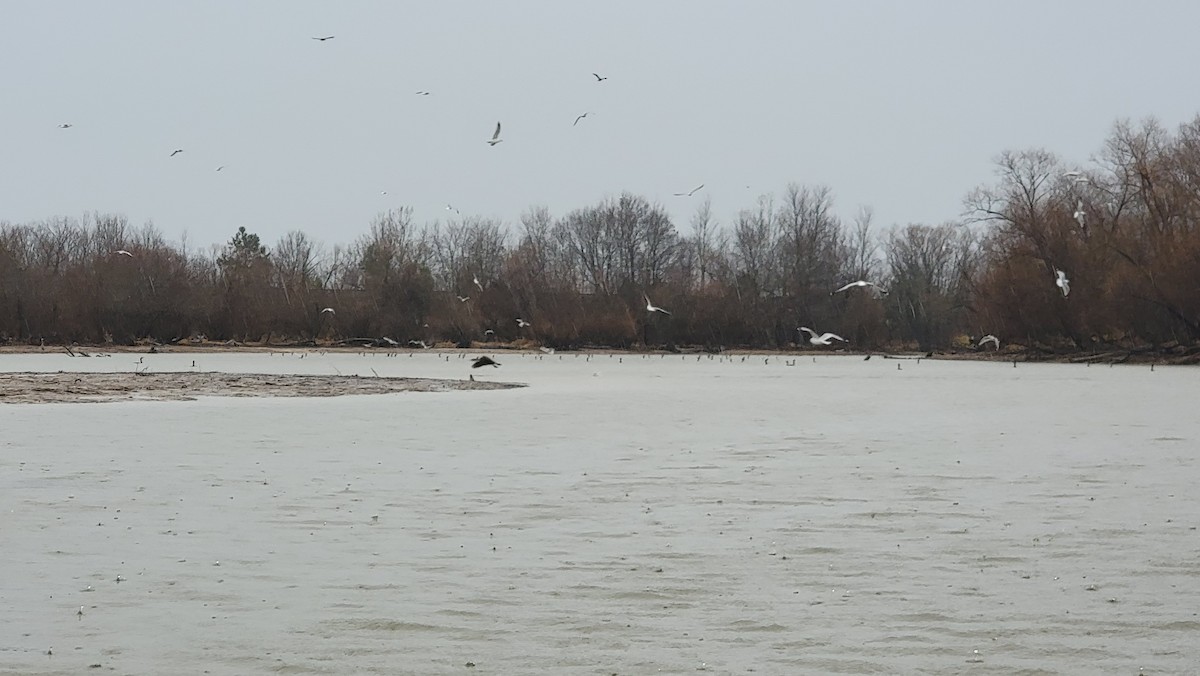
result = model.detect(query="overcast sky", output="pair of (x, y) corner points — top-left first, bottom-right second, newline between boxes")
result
(3, 1), (1198, 250)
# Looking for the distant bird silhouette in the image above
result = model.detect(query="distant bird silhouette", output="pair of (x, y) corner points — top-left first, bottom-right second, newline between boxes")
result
(1073, 200), (1086, 228)
(320, 307), (335, 315)
(487, 122), (503, 146)
(408, 340), (430, 349)
(456, 295), (470, 302)
(58, 123), (73, 129)
(979, 334), (1000, 350)
(573, 112), (590, 126)
(673, 184), (704, 197)
(415, 91), (431, 96)
(473, 275), (484, 292)
(169, 149), (183, 157)
(446, 203), (461, 215)
(1055, 268), (1071, 298)
(644, 294), (671, 316)
(516, 318), (531, 328)
(799, 327), (846, 346)
(215, 165), (225, 172)
(472, 356), (500, 368)
(312, 35), (335, 41)
(592, 72), (608, 82)
(114, 250), (134, 258)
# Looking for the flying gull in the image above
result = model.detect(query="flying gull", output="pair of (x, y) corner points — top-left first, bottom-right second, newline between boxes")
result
(573, 112), (590, 126)
(114, 250), (134, 258)
(644, 294), (671, 316)
(978, 334), (1000, 350)
(58, 123), (73, 129)
(415, 91), (431, 96)
(592, 72), (608, 82)
(169, 149), (183, 157)
(473, 275), (484, 292)
(673, 184), (704, 197)
(516, 318), (531, 328)
(1073, 200), (1086, 228)
(798, 327), (847, 346)
(471, 356), (500, 368)
(320, 307), (336, 315)
(1054, 268), (1070, 298)
(312, 35), (335, 41)
(456, 295), (470, 302)
(832, 280), (889, 296)
(487, 122), (503, 146)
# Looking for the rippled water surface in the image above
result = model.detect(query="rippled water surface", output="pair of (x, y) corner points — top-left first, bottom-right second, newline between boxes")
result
(2, 352), (1198, 675)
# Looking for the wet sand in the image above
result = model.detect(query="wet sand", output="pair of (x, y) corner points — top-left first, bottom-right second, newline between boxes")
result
(0, 371), (520, 404)
(1, 353), (1198, 674)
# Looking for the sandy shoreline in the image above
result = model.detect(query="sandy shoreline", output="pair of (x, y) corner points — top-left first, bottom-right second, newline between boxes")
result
(0, 371), (522, 404)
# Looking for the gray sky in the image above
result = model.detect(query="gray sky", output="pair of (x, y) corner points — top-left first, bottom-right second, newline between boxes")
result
(3, 1), (1198, 250)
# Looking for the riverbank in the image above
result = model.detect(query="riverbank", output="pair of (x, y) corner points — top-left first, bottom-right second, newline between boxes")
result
(1, 340), (1196, 364)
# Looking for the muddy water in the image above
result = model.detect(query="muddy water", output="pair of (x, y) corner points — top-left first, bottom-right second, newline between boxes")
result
(2, 353), (1197, 674)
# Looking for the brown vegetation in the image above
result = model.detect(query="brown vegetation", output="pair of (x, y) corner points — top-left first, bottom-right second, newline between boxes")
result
(2, 117), (1198, 354)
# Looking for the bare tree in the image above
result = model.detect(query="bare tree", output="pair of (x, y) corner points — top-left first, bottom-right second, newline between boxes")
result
(688, 197), (720, 289)
(885, 223), (977, 350)
(846, 205), (880, 281)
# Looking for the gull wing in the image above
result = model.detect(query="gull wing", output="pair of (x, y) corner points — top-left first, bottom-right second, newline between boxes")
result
(823, 333), (847, 342)
(491, 122), (502, 141)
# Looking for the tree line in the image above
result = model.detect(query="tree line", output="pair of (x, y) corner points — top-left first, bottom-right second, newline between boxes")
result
(2, 115), (1198, 354)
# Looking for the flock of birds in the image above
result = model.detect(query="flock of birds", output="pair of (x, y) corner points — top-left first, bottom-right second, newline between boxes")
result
(266, 271), (1013, 370)
(55, 37), (714, 218)
(61, 34), (1087, 359)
